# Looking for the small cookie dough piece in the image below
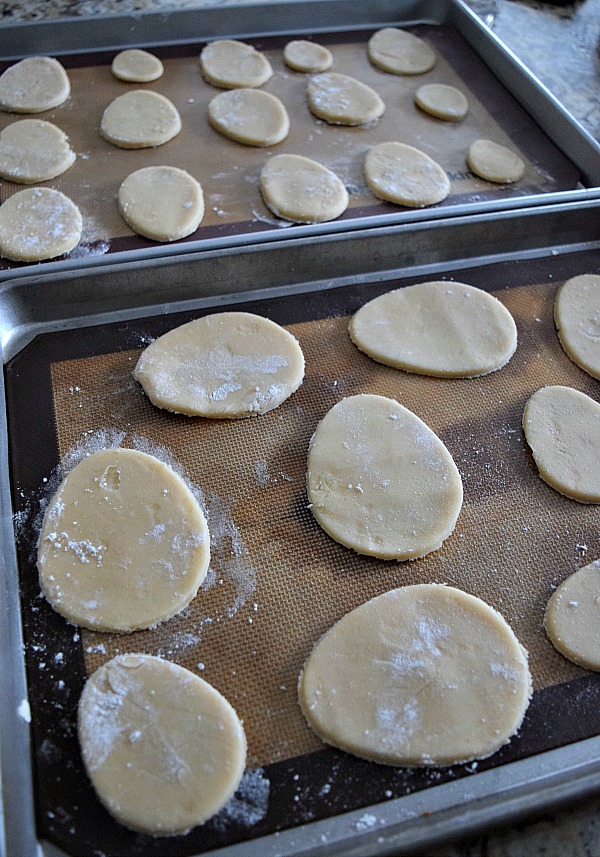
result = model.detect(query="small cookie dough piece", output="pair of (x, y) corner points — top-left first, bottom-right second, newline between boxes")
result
(554, 274), (600, 380)
(0, 119), (75, 183)
(306, 394), (463, 560)
(545, 560), (600, 670)
(299, 584), (532, 766)
(523, 385), (600, 503)
(349, 281), (517, 377)
(208, 88), (289, 147)
(100, 90), (181, 149)
(111, 48), (164, 83)
(307, 72), (384, 126)
(134, 311), (305, 418)
(118, 166), (204, 241)
(260, 154), (348, 223)
(0, 56), (70, 113)
(368, 27), (436, 75)
(415, 83), (468, 121)
(37, 448), (210, 632)
(0, 187), (81, 261)
(467, 139), (525, 184)
(283, 40), (333, 72)
(200, 39), (272, 89)
(365, 141), (450, 207)
(79, 654), (247, 835)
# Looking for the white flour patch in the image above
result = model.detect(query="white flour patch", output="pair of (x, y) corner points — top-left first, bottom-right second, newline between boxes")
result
(212, 768), (270, 830)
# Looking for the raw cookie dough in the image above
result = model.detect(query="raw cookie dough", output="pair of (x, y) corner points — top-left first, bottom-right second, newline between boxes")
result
(283, 40), (333, 72)
(260, 153), (348, 223)
(307, 73), (384, 126)
(111, 48), (164, 82)
(0, 187), (82, 261)
(545, 559), (600, 670)
(349, 281), (517, 377)
(467, 139), (525, 184)
(368, 28), (436, 75)
(118, 166), (204, 241)
(37, 448), (210, 631)
(365, 141), (450, 207)
(78, 654), (246, 835)
(554, 274), (600, 380)
(200, 39), (273, 88)
(306, 394), (463, 560)
(208, 88), (289, 147)
(299, 584), (532, 766)
(100, 90), (181, 149)
(523, 385), (600, 503)
(134, 311), (305, 418)
(0, 119), (76, 183)
(0, 56), (70, 113)
(415, 83), (468, 121)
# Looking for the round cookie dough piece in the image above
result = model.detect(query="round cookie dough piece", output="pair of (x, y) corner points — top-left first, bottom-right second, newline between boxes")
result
(0, 187), (82, 261)
(208, 88), (289, 147)
(306, 394), (463, 560)
(260, 153), (348, 223)
(299, 584), (532, 766)
(307, 72), (384, 126)
(283, 40), (333, 72)
(111, 48), (164, 83)
(100, 90), (181, 149)
(554, 274), (600, 380)
(134, 311), (305, 418)
(368, 27), (436, 75)
(365, 141), (450, 207)
(118, 166), (204, 241)
(0, 119), (76, 183)
(79, 654), (247, 835)
(523, 385), (600, 503)
(0, 56), (70, 113)
(415, 83), (468, 121)
(349, 281), (517, 378)
(200, 39), (272, 89)
(37, 448), (210, 632)
(545, 560), (600, 670)
(467, 139), (525, 184)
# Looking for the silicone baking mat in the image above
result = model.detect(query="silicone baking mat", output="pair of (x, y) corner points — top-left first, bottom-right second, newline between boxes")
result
(6, 249), (600, 856)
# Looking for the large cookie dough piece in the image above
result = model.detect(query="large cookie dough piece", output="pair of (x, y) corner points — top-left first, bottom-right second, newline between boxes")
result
(100, 90), (181, 149)
(523, 385), (600, 503)
(349, 281), (517, 377)
(307, 73), (384, 126)
(545, 560), (600, 670)
(0, 187), (82, 261)
(0, 56), (70, 113)
(306, 395), (463, 560)
(200, 39), (273, 89)
(37, 448), (210, 632)
(283, 40), (333, 73)
(111, 49), (164, 82)
(79, 654), (247, 835)
(467, 139), (525, 184)
(368, 28), (436, 75)
(299, 585), (532, 766)
(365, 141), (450, 207)
(260, 153), (348, 223)
(0, 119), (76, 183)
(208, 89), (289, 147)
(118, 166), (204, 241)
(554, 274), (600, 380)
(134, 311), (305, 418)
(415, 83), (468, 121)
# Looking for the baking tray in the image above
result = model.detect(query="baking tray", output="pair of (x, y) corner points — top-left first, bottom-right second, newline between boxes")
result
(1, 199), (600, 857)
(0, 0), (597, 282)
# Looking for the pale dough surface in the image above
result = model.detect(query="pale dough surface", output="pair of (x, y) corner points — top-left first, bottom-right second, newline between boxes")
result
(100, 90), (181, 149)
(200, 39), (272, 88)
(0, 187), (82, 261)
(545, 559), (600, 670)
(306, 394), (463, 560)
(134, 311), (305, 418)
(78, 654), (246, 835)
(299, 584), (532, 766)
(0, 119), (76, 183)
(118, 166), (204, 241)
(523, 385), (600, 503)
(37, 448), (210, 631)
(415, 83), (468, 121)
(307, 73), (384, 126)
(260, 153), (348, 223)
(0, 56), (70, 113)
(467, 139), (525, 183)
(283, 40), (333, 72)
(111, 49), (164, 82)
(208, 88), (289, 147)
(364, 141), (450, 207)
(349, 281), (517, 377)
(368, 28), (436, 75)
(554, 274), (600, 380)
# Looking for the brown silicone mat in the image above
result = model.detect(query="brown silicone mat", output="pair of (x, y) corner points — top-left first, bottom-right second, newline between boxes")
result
(0, 25), (579, 271)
